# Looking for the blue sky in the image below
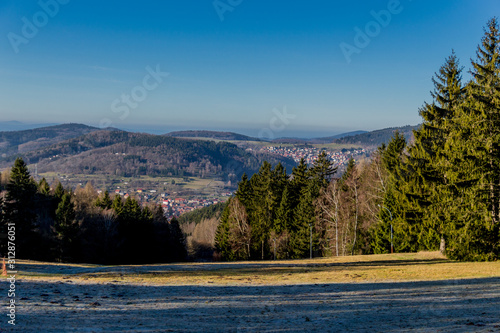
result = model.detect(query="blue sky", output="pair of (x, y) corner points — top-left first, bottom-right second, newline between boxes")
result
(0, 0), (498, 138)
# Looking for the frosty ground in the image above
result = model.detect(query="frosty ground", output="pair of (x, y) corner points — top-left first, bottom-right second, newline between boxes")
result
(4, 252), (500, 332)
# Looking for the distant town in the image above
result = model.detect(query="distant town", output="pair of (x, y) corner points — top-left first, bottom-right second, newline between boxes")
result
(260, 146), (368, 167)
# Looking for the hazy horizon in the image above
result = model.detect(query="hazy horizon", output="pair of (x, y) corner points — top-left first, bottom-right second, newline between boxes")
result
(1, 119), (403, 139)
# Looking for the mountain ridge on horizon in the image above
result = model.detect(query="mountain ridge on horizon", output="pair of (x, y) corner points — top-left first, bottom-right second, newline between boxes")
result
(0, 122), (419, 154)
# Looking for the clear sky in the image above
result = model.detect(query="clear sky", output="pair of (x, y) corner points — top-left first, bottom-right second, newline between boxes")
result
(0, 0), (498, 138)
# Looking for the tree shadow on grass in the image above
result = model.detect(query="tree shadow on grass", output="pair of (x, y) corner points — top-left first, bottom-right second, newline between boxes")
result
(13, 277), (500, 332)
(19, 257), (452, 276)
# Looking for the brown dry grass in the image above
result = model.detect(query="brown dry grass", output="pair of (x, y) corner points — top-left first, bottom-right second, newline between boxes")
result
(17, 251), (500, 286)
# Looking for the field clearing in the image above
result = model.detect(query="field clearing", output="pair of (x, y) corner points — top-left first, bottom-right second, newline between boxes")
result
(8, 252), (500, 332)
(37, 172), (226, 192)
(182, 178), (226, 190)
(17, 252), (500, 285)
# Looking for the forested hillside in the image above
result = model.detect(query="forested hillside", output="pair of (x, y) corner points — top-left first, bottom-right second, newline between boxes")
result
(333, 125), (418, 146)
(0, 123), (100, 157)
(165, 130), (261, 141)
(1, 130), (296, 180)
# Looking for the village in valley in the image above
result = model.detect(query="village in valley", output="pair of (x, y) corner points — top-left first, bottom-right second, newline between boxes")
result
(261, 146), (368, 166)
(71, 145), (370, 219)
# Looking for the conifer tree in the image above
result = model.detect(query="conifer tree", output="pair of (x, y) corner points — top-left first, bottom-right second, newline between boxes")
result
(111, 195), (123, 215)
(96, 190), (112, 210)
(249, 162), (275, 259)
(38, 178), (51, 196)
(235, 173), (252, 207)
(289, 182), (317, 258)
(311, 151), (337, 189)
(3, 158), (38, 258)
(403, 52), (465, 252)
(168, 217), (187, 262)
(54, 192), (78, 262)
(372, 132), (410, 253)
(274, 185), (292, 233)
(469, 17), (500, 225)
(444, 18), (500, 260)
(54, 181), (65, 200)
(214, 201), (234, 260)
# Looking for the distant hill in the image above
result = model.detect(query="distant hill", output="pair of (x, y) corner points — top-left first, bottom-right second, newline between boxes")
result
(334, 125), (419, 146)
(165, 130), (262, 142)
(271, 137), (310, 144)
(0, 121), (59, 132)
(312, 131), (368, 143)
(0, 129), (295, 180)
(272, 130), (368, 144)
(0, 123), (101, 158)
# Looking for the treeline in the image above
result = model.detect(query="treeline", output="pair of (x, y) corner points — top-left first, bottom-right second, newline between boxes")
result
(0, 158), (186, 264)
(215, 18), (500, 261)
(377, 18), (500, 261)
(214, 151), (388, 260)
(215, 152), (338, 260)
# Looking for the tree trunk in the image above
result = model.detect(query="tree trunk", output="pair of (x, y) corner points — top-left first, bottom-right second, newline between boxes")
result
(351, 185), (359, 256)
(440, 236), (446, 254)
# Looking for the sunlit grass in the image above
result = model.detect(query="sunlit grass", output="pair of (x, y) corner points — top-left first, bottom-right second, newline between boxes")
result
(17, 252), (500, 286)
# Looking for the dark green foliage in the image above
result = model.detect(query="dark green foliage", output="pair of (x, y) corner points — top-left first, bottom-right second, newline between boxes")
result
(177, 202), (226, 225)
(167, 217), (187, 261)
(216, 156), (335, 260)
(443, 18), (500, 260)
(214, 202), (234, 260)
(370, 19), (500, 261)
(38, 178), (51, 195)
(53, 193), (78, 262)
(95, 190), (112, 210)
(0, 158), (188, 264)
(54, 181), (64, 200)
(2, 158), (38, 258)
(111, 195), (123, 215)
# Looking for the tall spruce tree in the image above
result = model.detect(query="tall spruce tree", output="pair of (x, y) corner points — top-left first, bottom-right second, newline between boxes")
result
(372, 132), (410, 253)
(4, 158), (38, 258)
(403, 52), (465, 253)
(311, 151), (337, 189)
(445, 18), (500, 260)
(54, 192), (78, 262)
(249, 162), (276, 259)
(214, 200), (234, 260)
